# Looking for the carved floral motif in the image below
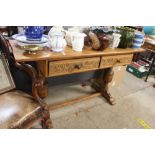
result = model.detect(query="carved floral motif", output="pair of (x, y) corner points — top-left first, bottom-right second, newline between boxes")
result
(100, 55), (133, 68)
(49, 58), (100, 76)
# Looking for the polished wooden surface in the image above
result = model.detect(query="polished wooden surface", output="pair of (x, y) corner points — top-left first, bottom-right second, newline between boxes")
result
(10, 40), (145, 62)
(142, 39), (155, 52)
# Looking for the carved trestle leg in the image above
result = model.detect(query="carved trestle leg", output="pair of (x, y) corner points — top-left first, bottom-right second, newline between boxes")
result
(100, 68), (115, 104)
(91, 67), (115, 105)
(37, 76), (48, 98)
(36, 67), (48, 99)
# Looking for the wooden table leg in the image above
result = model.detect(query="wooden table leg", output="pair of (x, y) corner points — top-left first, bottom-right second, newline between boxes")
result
(101, 68), (115, 105)
(37, 75), (48, 98)
(91, 68), (115, 105)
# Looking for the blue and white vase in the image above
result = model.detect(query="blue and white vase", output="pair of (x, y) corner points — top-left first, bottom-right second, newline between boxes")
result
(24, 26), (45, 41)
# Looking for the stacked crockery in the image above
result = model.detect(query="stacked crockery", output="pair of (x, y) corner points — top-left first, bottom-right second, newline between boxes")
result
(12, 26), (48, 54)
(132, 32), (145, 48)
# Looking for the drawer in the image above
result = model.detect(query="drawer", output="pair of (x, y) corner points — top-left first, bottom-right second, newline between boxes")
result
(100, 54), (133, 68)
(49, 57), (100, 76)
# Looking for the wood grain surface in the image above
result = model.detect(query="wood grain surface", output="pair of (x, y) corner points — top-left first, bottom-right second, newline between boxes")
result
(49, 57), (100, 77)
(10, 40), (145, 62)
(142, 40), (155, 52)
(100, 54), (133, 68)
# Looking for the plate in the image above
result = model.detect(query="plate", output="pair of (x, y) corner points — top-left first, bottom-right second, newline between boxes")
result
(15, 40), (50, 47)
(12, 34), (48, 44)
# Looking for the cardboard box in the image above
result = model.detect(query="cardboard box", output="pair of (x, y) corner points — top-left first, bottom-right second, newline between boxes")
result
(109, 66), (127, 87)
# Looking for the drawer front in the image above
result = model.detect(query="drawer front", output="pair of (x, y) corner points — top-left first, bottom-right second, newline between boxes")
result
(49, 57), (100, 76)
(100, 54), (133, 68)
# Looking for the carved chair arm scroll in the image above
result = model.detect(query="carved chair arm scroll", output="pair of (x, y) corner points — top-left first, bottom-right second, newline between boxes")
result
(14, 62), (46, 108)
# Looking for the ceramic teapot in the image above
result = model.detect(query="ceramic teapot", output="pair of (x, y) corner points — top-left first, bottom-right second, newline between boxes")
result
(71, 32), (86, 52)
(48, 32), (67, 52)
(48, 26), (64, 37)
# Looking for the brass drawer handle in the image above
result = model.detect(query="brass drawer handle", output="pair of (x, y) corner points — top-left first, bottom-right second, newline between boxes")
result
(74, 64), (83, 69)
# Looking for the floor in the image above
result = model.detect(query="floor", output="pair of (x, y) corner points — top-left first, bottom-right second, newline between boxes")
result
(44, 72), (155, 129)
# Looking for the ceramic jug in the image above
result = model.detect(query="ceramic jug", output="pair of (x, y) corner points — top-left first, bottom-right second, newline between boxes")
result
(65, 27), (80, 46)
(111, 33), (121, 48)
(71, 33), (86, 52)
(48, 32), (67, 52)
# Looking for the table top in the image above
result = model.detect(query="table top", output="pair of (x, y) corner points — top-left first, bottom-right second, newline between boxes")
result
(10, 40), (145, 62)
(142, 37), (155, 52)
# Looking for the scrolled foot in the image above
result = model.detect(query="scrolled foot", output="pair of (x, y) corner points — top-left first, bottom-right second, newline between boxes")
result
(102, 91), (116, 105)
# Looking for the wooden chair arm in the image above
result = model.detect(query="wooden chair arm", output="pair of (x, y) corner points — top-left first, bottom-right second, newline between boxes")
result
(14, 62), (46, 108)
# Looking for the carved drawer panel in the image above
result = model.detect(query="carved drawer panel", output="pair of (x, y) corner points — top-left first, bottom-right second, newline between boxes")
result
(100, 54), (133, 68)
(49, 57), (100, 77)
